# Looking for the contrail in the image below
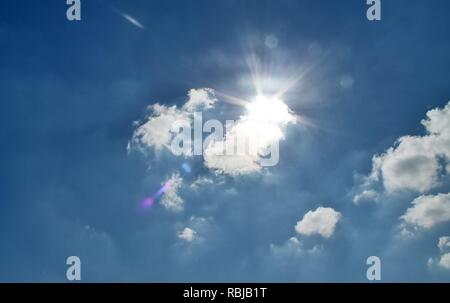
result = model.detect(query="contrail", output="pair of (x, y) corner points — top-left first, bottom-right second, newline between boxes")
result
(112, 7), (145, 29)
(121, 12), (144, 29)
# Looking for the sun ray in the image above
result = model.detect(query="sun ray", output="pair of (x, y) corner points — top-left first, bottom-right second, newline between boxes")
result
(215, 90), (251, 108)
(246, 52), (264, 96)
(272, 61), (318, 100)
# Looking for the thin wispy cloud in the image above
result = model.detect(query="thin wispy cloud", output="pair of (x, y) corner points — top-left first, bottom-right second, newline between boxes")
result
(114, 8), (145, 29)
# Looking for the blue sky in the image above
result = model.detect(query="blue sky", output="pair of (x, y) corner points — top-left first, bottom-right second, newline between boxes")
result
(1, 0), (450, 282)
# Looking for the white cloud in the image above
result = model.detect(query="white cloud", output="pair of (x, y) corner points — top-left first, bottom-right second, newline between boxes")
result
(203, 95), (296, 175)
(423, 102), (450, 137)
(130, 88), (216, 156)
(131, 89), (296, 177)
(439, 253), (450, 270)
(272, 237), (303, 254)
(176, 216), (212, 246)
(353, 102), (450, 240)
(160, 173), (184, 212)
(270, 237), (320, 257)
(132, 104), (187, 152)
(428, 237), (450, 271)
(204, 146), (262, 175)
(438, 236), (450, 252)
(355, 101), (450, 197)
(372, 136), (440, 193)
(178, 227), (197, 242)
(398, 227), (415, 239)
(401, 193), (450, 229)
(189, 176), (215, 190)
(353, 189), (379, 204)
(295, 207), (342, 239)
(182, 88), (216, 112)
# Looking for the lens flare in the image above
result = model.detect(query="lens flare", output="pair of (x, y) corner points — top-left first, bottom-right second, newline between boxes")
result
(182, 162), (192, 173)
(140, 181), (172, 210)
(142, 197), (154, 208)
(139, 163), (192, 211)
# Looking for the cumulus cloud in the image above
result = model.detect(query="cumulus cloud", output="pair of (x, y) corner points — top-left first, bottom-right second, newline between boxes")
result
(132, 104), (187, 152)
(160, 173), (184, 212)
(182, 88), (216, 112)
(428, 237), (450, 271)
(295, 207), (342, 238)
(203, 95), (296, 175)
(371, 136), (440, 193)
(178, 227), (197, 242)
(438, 236), (450, 252)
(353, 101), (450, 241)
(439, 253), (450, 270)
(130, 88), (216, 155)
(270, 237), (320, 257)
(354, 101), (450, 200)
(130, 88), (296, 177)
(204, 148), (262, 175)
(176, 216), (212, 246)
(401, 193), (450, 229)
(353, 189), (379, 204)
(189, 176), (215, 190)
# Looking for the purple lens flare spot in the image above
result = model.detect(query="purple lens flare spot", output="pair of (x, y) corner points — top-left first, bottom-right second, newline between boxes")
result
(141, 197), (154, 209)
(139, 181), (173, 211)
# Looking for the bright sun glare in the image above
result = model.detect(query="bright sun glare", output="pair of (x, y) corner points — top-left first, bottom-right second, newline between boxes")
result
(246, 95), (296, 125)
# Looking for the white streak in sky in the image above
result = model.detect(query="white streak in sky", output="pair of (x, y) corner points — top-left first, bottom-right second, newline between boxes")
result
(115, 9), (145, 29)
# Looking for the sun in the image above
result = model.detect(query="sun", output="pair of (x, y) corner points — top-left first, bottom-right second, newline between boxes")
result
(245, 95), (296, 125)
(221, 94), (297, 152)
